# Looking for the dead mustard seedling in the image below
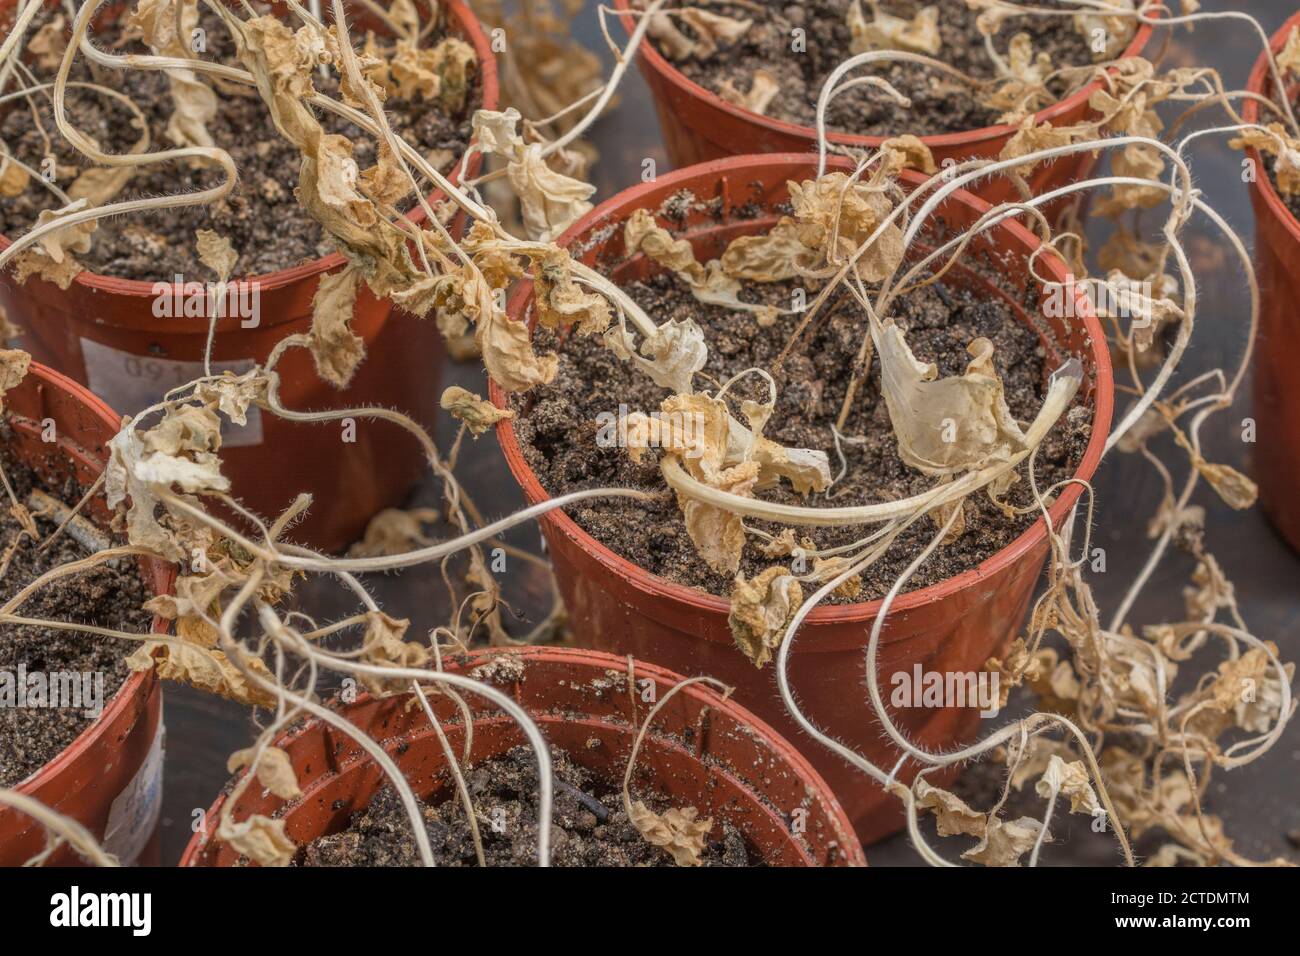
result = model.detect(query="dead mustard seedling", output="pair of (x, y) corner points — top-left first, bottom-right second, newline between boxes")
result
(0, 0), (1294, 868)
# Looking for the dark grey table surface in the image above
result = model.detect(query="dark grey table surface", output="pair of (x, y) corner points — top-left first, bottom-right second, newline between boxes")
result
(156, 1), (1300, 866)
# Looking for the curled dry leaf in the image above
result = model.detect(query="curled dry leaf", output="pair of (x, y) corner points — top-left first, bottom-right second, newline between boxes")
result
(787, 173), (904, 279)
(359, 610), (428, 695)
(1100, 749), (1233, 853)
(440, 385), (514, 436)
(1176, 445), (1257, 511)
(1229, 123), (1300, 196)
(237, 16), (422, 299)
(395, 255), (556, 392)
(1092, 270), (1184, 354)
(30, 205), (96, 264)
(472, 109), (595, 241)
(880, 135), (938, 176)
(10, 204), (96, 290)
(1025, 648), (1081, 715)
(196, 229), (238, 282)
(728, 566), (803, 668)
(533, 250), (612, 336)
(1279, 26), (1300, 76)
(747, 433), (833, 494)
(683, 462), (759, 576)
(648, 6), (753, 61)
(719, 217), (811, 283)
(0, 155), (29, 198)
(928, 495), (968, 545)
(476, 277), (559, 393)
(1005, 735), (1079, 791)
(1006, 32), (1053, 87)
(1090, 70), (1164, 139)
(650, 391), (757, 574)
(1035, 754), (1102, 816)
(631, 388), (829, 572)
(984, 636), (1044, 709)
(127, 635), (278, 709)
(227, 746), (303, 800)
(624, 209), (736, 299)
(216, 814), (296, 867)
(604, 316), (707, 395)
(26, 13), (67, 71)
(1205, 645), (1293, 735)
(195, 368), (269, 427)
(391, 251), (559, 394)
(106, 403), (230, 559)
(129, 0), (218, 150)
(0, 349), (32, 414)
(307, 266), (366, 388)
(1095, 144), (1167, 217)
(623, 209), (784, 324)
(915, 778), (986, 838)
(847, 0), (941, 56)
(462, 221), (527, 289)
(961, 815), (1049, 867)
(998, 118), (1087, 176)
(1073, 0), (1137, 60)
(718, 68), (779, 115)
(386, 36), (478, 113)
(348, 507), (440, 557)
(758, 527), (798, 557)
(967, 0), (1014, 38)
(872, 324), (1027, 476)
(627, 802), (711, 867)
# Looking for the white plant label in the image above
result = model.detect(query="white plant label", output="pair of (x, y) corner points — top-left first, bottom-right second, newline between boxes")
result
(80, 338), (264, 447)
(102, 722), (165, 866)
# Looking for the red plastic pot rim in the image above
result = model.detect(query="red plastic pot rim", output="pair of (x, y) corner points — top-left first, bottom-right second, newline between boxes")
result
(179, 645), (867, 867)
(1242, 11), (1300, 242)
(0, 0), (498, 322)
(7, 362), (173, 797)
(612, 0), (1157, 151)
(491, 153), (1114, 629)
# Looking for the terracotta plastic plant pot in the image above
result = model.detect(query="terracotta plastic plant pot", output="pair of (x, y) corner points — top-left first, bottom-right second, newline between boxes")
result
(0, 363), (173, 866)
(614, 0), (1155, 210)
(489, 155), (1113, 844)
(180, 646), (865, 866)
(0, 0), (498, 554)
(1242, 13), (1300, 554)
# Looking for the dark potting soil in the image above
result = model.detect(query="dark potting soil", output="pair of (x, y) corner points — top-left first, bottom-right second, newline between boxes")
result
(0, 441), (152, 789)
(645, 0), (1107, 137)
(298, 744), (758, 866)
(512, 249), (1092, 604)
(0, 3), (480, 278)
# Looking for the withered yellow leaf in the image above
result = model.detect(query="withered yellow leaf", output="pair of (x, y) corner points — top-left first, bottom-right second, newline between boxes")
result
(228, 746), (303, 800)
(440, 385), (514, 436)
(627, 801), (712, 867)
(196, 229), (238, 282)
(308, 266), (366, 388)
(728, 566), (803, 668)
(217, 813), (296, 867)
(847, 0), (941, 56)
